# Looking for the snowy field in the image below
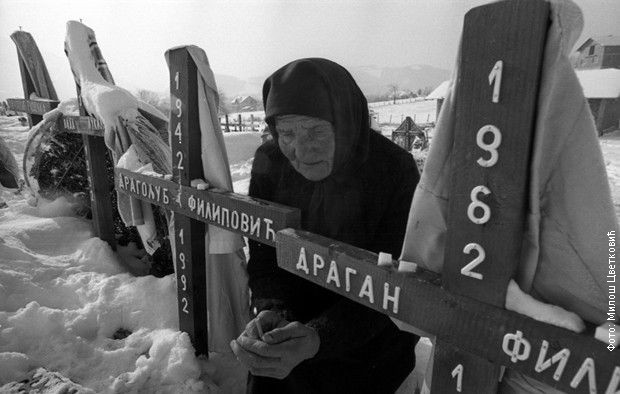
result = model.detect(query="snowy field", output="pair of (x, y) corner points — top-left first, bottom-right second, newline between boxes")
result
(0, 117), (248, 392)
(224, 98), (438, 136)
(0, 112), (618, 392)
(371, 99), (437, 128)
(601, 130), (620, 219)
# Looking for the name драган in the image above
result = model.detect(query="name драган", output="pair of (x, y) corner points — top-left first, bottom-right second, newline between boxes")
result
(294, 246), (401, 314)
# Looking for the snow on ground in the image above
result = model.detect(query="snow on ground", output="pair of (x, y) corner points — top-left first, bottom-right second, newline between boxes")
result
(371, 99), (437, 129)
(0, 117), (247, 393)
(600, 130), (620, 220)
(223, 131), (262, 195)
(1, 105), (617, 393)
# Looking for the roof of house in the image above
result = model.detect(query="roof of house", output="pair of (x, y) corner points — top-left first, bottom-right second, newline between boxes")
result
(231, 95), (256, 104)
(426, 80), (450, 100)
(576, 35), (620, 52)
(575, 68), (620, 99)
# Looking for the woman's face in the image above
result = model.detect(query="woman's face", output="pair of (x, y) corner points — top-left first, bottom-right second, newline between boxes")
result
(275, 114), (335, 181)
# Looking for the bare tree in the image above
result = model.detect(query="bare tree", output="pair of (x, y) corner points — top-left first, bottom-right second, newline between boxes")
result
(218, 91), (230, 115)
(135, 89), (169, 114)
(388, 84), (399, 104)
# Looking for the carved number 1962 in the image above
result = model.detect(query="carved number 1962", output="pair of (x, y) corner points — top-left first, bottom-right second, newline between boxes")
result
(460, 61), (504, 281)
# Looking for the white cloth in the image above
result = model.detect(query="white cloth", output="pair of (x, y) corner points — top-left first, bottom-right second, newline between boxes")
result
(116, 146), (160, 254)
(397, 0), (618, 392)
(165, 46), (249, 353)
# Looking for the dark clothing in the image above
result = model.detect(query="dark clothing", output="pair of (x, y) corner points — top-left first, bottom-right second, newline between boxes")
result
(248, 58), (420, 393)
(248, 134), (420, 393)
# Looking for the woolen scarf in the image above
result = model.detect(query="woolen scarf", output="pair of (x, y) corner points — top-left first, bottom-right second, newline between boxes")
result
(262, 58), (371, 243)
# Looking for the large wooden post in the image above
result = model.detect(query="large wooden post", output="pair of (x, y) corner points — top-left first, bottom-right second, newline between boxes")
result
(76, 87), (117, 251)
(167, 48), (208, 356)
(72, 33), (118, 250)
(10, 31), (59, 127)
(430, 0), (549, 392)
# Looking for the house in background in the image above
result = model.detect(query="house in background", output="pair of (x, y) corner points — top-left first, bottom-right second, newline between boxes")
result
(574, 35), (620, 134)
(426, 80), (449, 121)
(230, 96), (259, 112)
(575, 69), (620, 133)
(574, 35), (620, 70)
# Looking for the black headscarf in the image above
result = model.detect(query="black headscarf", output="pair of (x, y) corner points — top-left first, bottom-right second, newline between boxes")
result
(261, 58), (371, 242)
(263, 58), (370, 178)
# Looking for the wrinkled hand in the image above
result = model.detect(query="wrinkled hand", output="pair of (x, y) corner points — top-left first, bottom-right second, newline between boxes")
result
(230, 310), (320, 380)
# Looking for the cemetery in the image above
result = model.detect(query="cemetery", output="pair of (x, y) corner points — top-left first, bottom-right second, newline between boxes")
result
(0, 0), (618, 392)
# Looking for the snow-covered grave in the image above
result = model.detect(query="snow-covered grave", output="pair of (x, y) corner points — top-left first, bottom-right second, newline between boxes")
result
(3, 1), (620, 393)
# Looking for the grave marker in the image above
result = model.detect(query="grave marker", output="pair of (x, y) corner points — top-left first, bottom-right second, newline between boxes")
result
(434, 0), (549, 392)
(7, 4), (616, 390)
(166, 48), (209, 354)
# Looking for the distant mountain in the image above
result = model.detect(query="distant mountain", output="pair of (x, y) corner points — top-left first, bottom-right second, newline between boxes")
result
(349, 65), (450, 96)
(214, 74), (265, 100)
(214, 64), (450, 99)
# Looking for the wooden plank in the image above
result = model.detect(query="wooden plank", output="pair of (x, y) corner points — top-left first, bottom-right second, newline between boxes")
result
(53, 115), (105, 136)
(6, 98), (58, 115)
(167, 47), (208, 356)
(10, 31), (58, 101)
(431, 342), (498, 394)
(77, 92), (117, 250)
(70, 30), (118, 251)
(82, 132), (117, 250)
(10, 31), (58, 128)
(433, 1), (550, 391)
(115, 169), (300, 247)
(275, 229), (618, 394)
(443, 0), (549, 305)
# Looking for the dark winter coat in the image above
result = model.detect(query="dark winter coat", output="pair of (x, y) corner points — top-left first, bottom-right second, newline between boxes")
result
(247, 58), (420, 394)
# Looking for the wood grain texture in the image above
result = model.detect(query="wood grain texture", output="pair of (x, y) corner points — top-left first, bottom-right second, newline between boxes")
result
(6, 98), (58, 115)
(443, 0), (549, 305)
(10, 31), (58, 127)
(167, 48), (208, 356)
(54, 115), (105, 136)
(81, 132), (117, 250)
(435, 0), (550, 391)
(115, 169), (301, 247)
(432, 341), (499, 394)
(76, 86), (116, 251)
(276, 229), (618, 393)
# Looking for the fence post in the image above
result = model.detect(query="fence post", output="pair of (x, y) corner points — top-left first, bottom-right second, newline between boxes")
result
(238, 114), (242, 132)
(250, 114), (255, 131)
(225, 114), (230, 133)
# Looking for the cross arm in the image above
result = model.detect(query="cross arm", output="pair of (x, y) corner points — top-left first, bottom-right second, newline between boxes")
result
(7, 98), (58, 115)
(114, 168), (300, 247)
(275, 228), (619, 394)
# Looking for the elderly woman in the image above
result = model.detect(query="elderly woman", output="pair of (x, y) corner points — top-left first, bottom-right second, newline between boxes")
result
(230, 58), (420, 393)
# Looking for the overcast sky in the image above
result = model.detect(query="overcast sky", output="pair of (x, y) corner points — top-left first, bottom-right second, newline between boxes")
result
(1, 0), (619, 100)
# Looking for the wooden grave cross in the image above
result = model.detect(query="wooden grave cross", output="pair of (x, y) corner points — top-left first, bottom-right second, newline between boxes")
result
(275, 1), (618, 393)
(7, 36), (301, 356)
(8, 1), (619, 391)
(8, 29), (117, 250)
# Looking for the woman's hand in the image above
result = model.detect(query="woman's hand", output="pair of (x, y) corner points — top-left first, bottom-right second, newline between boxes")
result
(230, 311), (320, 380)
